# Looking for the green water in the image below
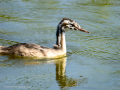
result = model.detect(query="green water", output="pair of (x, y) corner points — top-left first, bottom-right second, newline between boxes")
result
(0, 0), (120, 90)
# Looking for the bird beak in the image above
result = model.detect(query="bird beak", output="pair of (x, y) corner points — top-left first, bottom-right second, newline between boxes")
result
(77, 27), (89, 33)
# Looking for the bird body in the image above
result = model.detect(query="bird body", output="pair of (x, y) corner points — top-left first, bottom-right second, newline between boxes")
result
(0, 43), (65, 58)
(0, 18), (89, 58)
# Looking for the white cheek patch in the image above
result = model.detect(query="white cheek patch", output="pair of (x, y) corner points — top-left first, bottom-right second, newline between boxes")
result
(66, 25), (74, 30)
(66, 25), (71, 28)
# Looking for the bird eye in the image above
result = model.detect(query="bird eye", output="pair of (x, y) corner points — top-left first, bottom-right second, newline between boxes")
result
(70, 24), (74, 27)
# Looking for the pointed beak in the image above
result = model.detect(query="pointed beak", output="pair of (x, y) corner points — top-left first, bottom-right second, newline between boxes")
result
(77, 27), (89, 33)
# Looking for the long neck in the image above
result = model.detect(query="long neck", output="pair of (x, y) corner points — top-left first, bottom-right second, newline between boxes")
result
(55, 25), (66, 53)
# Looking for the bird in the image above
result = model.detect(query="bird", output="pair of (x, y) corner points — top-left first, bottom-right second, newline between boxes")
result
(0, 18), (89, 58)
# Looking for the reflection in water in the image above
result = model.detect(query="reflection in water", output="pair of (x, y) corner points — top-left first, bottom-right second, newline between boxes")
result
(0, 55), (88, 89)
(55, 57), (87, 89)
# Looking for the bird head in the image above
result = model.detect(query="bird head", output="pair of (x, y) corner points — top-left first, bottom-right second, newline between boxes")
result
(59, 18), (89, 33)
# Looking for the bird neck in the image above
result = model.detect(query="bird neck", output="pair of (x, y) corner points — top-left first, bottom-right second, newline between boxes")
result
(55, 25), (66, 54)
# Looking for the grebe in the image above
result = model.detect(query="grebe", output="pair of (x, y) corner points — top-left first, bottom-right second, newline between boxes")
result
(0, 18), (89, 58)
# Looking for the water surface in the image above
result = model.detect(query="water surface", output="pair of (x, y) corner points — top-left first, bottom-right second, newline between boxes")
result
(0, 0), (120, 90)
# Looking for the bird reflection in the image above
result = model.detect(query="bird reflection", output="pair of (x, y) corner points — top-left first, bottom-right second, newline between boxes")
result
(54, 57), (87, 89)
(1, 55), (87, 89)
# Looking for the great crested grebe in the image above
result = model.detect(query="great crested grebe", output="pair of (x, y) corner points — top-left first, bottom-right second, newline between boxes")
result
(0, 18), (89, 58)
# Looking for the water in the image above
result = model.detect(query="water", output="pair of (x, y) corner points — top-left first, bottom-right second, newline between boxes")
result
(0, 0), (120, 90)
